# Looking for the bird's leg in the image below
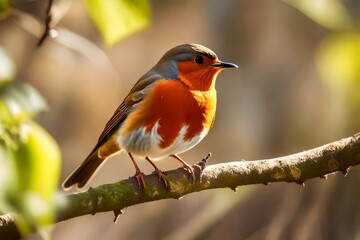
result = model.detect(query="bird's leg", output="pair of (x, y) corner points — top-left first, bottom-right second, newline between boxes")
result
(170, 154), (196, 183)
(128, 153), (146, 189)
(145, 157), (169, 189)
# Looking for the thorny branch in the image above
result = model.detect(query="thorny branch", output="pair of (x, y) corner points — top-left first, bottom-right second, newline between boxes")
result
(2, 133), (360, 238)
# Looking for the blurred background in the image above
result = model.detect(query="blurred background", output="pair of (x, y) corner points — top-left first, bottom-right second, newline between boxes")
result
(1, 0), (360, 239)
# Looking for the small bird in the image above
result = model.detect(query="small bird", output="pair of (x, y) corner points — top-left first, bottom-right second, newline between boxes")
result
(62, 43), (237, 190)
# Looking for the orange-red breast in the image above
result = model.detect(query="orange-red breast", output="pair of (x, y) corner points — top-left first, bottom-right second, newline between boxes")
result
(62, 43), (237, 190)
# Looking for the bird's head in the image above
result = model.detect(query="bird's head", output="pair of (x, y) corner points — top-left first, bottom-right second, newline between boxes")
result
(153, 43), (238, 91)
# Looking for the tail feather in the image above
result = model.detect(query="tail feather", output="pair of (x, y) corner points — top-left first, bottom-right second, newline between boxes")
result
(62, 151), (106, 190)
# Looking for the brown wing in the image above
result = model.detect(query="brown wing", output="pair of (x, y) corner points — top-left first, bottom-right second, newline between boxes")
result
(91, 73), (166, 152)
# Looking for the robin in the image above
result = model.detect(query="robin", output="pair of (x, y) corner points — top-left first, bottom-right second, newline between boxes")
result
(63, 43), (237, 190)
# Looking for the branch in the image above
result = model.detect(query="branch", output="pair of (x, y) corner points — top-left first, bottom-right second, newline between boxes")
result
(2, 133), (360, 237)
(0, 214), (21, 240)
(37, 0), (53, 46)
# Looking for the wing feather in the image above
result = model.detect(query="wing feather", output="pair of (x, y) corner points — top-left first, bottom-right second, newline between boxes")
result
(91, 73), (167, 153)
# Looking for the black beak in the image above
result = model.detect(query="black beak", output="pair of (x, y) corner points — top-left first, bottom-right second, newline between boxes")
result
(212, 61), (238, 69)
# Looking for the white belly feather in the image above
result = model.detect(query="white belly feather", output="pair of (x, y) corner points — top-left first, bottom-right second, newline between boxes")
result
(117, 120), (208, 160)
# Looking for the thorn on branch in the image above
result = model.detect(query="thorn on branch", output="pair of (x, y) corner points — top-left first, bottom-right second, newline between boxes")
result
(295, 181), (305, 187)
(192, 152), (211, 183)
(229, 186), (237, 192)
(113, 209), (124, 223)
(341, 167), (350, 177)
(202, 152), (212, 162)
(37, 0), (53, 47)
(320, 175), (328, 180)
(197, 152), (211, 170)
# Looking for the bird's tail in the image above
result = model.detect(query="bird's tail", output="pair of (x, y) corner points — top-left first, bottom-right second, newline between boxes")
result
(62, 151), (106, 191)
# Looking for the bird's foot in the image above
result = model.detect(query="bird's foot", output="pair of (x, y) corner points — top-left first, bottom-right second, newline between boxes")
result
(186, 152), (211, 182)
(134, 171), (146, 190)
(193, 163), (204, 177)
(181, 162), (196, 183)
(171, 154), (209, 183)
(153, 169), (170, 189)
(145, 156), (170, 189)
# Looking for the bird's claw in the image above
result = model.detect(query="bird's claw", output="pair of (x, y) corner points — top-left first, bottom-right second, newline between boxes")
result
(182, 163), (196, 183)
(184, 153), (210, 182)
(193, 163), (204, 176)
(153, 169), (169, 189)
(134, 171), (146, 190)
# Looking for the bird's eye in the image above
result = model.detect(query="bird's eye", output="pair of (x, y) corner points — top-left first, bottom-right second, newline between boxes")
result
(194, 55), (204, 64)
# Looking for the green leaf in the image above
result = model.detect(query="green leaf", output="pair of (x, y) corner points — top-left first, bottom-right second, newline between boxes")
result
(0, 82), (53, 237)
(85, 0), (151, 46)
(0, 146), (15, 211)
(14, 121), (61, 199)
(284, 0), (353, 30)
(0, 47), (15, 88)
(317, 32), (360, 97)
(0, 0), (10, 18)
(0, 82), (48, 121)
(4, 120), (61, 237)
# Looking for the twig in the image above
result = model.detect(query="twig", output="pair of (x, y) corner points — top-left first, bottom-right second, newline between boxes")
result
(37, 0), (53, 46)
(0, 214), (21, 240)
